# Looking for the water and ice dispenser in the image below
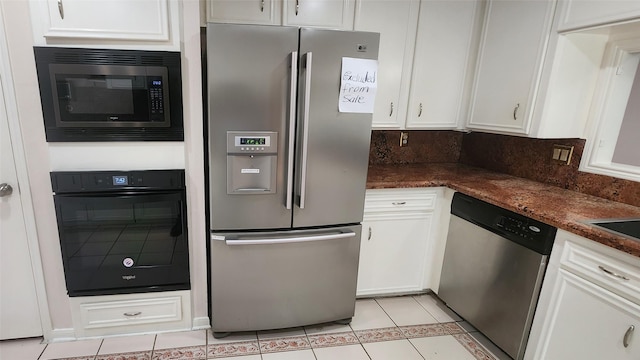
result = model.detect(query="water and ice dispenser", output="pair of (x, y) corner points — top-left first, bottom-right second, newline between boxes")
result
(226, 131), (277, 194)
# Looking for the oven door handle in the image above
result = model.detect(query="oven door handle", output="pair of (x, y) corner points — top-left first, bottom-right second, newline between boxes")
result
(211, 231), (355, 246)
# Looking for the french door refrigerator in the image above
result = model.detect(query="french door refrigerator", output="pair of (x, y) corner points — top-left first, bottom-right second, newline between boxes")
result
(206, 23), (379, 336)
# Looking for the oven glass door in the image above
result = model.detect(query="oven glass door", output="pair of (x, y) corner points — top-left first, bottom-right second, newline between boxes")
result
(50, 64), (170, 127)
(54, 191), (189, 296)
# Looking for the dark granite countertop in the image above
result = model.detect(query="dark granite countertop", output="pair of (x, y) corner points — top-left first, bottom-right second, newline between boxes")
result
(367, 163), (640, 257)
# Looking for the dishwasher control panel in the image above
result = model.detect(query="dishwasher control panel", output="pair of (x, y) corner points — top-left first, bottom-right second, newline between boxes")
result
(497, 216), (542, 240)
(451, 192), (557, 255)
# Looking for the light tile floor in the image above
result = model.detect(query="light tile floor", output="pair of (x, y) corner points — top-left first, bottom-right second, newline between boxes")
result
(0, 294), (511, 360)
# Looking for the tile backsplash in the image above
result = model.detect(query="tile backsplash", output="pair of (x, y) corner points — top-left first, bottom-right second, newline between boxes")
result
(369, 130), (640, 207)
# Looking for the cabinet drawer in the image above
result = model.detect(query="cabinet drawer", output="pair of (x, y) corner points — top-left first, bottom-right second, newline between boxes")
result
(79, 296), (182, 330)
(561, 238), (640, 304)
(364, 188), (437, 215)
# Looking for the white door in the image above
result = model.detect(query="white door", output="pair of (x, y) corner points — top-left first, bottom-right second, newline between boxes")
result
(0, 72), (43, 339)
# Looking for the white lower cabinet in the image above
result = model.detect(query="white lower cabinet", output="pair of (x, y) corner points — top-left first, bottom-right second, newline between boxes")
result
(69, 290), (191, 338)
(356, 188), (439, 296)
(526, 230), (640, 359)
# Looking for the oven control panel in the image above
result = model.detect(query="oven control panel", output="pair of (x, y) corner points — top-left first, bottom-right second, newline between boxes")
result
(51, 170), (185, 193)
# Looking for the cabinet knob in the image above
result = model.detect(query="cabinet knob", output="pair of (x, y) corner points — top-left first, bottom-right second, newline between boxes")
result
(296, 0), (300, 15)
(513, 103), (520, 120)
(0, 183), (13, 197)
(123, 311), (142, 317)
(57, 0), (64, 19)
(418, 103), (423, 117)
(623, 325), (634, 348)
(389, 102), (394, 117)
(261, 0), (265, 12)
(392, 201), (406, 206)
(368, 226), (372, 241)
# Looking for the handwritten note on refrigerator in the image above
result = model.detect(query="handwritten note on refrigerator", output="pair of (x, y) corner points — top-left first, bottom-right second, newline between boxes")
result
(339, 57), (378, 113)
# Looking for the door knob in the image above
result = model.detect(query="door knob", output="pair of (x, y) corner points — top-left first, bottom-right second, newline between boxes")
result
(0, 183), (13, 197)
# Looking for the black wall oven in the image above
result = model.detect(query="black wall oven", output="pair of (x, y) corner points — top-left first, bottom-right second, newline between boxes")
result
(34, 47), (183, 142)
(51, 170), (190, 296)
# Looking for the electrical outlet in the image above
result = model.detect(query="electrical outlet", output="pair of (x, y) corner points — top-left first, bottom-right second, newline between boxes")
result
(552, 145), (574, 165)
(400, 132), (408, 147)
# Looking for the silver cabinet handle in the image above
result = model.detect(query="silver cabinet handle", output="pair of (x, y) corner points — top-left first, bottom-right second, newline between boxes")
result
(261, 0), (265, 12)
(368, 227), (372, 240)
(513, 103), (520, 120)
(0, 183), (13, 197)
(418, 103), (423, 117)
(598, 265), (630, 281)
(124, 311), (141, 317)
(299, 52), (312, 209)
(624, 325), (634, 348)
(296, 0), (300, 15)
(392, 201), (406, 206)
(389, 102), (394, 116)
(57, 0), (64, 19)
(286, 52), (298, 210)
(223, 231), (355, 246)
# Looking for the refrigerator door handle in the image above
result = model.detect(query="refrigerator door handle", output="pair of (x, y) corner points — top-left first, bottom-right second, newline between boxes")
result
(286, 51), (298, 210)
(299, 52), (312, 209)
(213, 231), (356, 245)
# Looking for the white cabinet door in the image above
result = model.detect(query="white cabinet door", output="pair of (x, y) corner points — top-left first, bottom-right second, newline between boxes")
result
(557, 0), (640, 32)
(356, 188), (437, 296)
(468, 0), (556, 135)
(406, 0), (479, 129)
(354, 0), (419, 129)
(535, 269), (640, 359)
(206, 0), (281, 25)
(35, 0), (172, 41)
(358, 216), (432, 296)
(0, 62), (42, 340)
(283, 0), (355, 29)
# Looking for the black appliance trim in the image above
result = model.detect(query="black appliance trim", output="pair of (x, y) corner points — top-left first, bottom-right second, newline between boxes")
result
(34, 47), (184, 142)
(51, 169), (190, 297)
(451, 192), (557, 255)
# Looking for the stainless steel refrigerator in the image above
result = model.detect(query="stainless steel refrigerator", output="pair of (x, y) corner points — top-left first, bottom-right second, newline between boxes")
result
(206, 23), (379, 336)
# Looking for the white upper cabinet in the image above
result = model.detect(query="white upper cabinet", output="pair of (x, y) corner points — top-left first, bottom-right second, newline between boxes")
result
(207, 0), (281, 25)
(29, 0), (179, 50)
(467, 0), (605, 138)
(283, 0), (354, 29)
(353, 0), (419, 129)
(406, 0), (480, 129)
(557, 0), (640, 32)
(468, 0), (556, 135)
(206, 0), (354, 29)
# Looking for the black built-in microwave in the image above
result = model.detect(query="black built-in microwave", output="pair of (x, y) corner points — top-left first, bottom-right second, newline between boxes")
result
(34, 47), (183, 142)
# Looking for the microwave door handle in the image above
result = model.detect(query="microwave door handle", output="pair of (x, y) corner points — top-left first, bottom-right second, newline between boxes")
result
(286, 51), (298, 210)
(213, 231), (356, 245)
(299, 52), (312, 209)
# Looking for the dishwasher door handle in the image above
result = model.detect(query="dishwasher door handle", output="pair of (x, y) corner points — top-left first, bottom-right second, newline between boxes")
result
(212, 231), (355, 245)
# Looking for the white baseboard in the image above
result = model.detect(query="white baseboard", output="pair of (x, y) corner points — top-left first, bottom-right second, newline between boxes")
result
(46, 328), (76, 343)
(192, 316), (211, 330)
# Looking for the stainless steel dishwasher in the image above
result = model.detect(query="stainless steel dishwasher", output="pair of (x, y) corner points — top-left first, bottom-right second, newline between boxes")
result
(439, 193), (556, 360)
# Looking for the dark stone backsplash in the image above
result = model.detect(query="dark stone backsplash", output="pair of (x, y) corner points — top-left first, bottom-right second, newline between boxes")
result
(369, 130), (640, 207)
(369, 130), (463, 165)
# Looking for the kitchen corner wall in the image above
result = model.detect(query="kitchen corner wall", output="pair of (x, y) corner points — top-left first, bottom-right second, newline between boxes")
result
(369, 130), (640, 208)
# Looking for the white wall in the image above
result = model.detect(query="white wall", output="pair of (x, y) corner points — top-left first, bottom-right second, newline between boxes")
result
(612, 60), (640, 167)
(2, 0), (209, 339)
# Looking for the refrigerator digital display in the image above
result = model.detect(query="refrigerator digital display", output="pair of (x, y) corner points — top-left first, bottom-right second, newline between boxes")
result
(240, 137), (266, 145)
